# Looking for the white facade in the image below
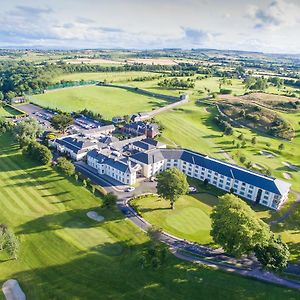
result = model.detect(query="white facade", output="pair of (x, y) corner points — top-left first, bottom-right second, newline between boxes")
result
(130, 152), (290, 210)
(87, 153), (138, 185)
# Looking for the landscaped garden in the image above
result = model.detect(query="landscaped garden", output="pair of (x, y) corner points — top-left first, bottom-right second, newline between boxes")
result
(2, 133), (299, 299)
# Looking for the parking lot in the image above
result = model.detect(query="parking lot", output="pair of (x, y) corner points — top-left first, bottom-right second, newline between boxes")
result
(16, 103), (54, 130)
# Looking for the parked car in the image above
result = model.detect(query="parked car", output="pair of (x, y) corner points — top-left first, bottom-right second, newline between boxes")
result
(188, 186), (197, 193)
(125, 187), (135, 192)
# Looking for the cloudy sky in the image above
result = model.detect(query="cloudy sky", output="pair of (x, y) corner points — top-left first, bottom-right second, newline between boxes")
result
(0, 0), (300, 53)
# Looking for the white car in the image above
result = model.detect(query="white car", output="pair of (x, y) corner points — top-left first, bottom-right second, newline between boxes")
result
(125, 187), (135, 192)
(188, 186), (197, 193)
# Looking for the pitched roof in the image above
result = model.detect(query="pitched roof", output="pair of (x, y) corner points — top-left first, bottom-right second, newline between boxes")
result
(88, 149), (134, 173)
(130, 148), (291, 195)
(56, 137), (97, 154)
(132, 141), (155, 151)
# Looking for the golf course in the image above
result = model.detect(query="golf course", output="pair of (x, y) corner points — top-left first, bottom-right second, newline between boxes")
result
(1, 133), (299, 299)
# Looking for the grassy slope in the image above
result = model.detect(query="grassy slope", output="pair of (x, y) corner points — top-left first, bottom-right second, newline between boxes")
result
(53, 71), (160, 83)
(132, 194), (218, 245)
(1, 134), (299, 299)
(30, 86), (168, 119)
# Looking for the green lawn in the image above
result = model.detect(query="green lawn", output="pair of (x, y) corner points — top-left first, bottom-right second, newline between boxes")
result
(53, 71), (161, 83)
(2, 134), (299, 299)
(0, 105), (23, 117)
(30, 85), (168, 119)
(132, 193), (218, 245)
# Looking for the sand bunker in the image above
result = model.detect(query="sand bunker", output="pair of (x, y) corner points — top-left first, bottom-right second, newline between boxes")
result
(87, 211), (104, 222)
(259, 151), (276, 158)
(2, 279), (26, 300)
(283, 172), (292, 180)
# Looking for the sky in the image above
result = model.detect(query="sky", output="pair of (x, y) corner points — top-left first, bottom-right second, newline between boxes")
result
(0, 0), (300, 54)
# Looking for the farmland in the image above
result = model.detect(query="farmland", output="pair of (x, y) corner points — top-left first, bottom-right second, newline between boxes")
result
(30, 85), (169, 119)
(1, 133), (298, 299)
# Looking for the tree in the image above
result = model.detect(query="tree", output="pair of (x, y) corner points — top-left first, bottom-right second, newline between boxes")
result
(266, 142), (271, 148)
(56, 157), (75, 176)
(211, 194), (271, 257)
(103, 193), (117, 208)
(240, 155), (246, 164)
(278, 143), (285, 151)
(241, 140), (246, 148)
(251, 137), (257, 145)
(156, 168), (189, 209)
(0, 91), (4, 101)
(51, 113), (73, 133)
(6, 229), (20, 260)
(0, 225), (7, 251)
(238, 133), (244, 140)
(23, 141), (52, 165)
(254, 236), (289, 271)
(13, 119), (43, 147)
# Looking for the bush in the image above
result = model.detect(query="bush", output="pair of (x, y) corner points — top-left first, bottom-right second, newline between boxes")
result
(103, 193), (117, 208)
(220, 89), (232, 95)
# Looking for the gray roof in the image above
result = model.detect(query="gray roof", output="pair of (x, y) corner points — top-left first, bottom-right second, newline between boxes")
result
(132, 141), (155, 151)
(88, 149), (134, 173)
(130, 148), (291, 196)
(56, 137), (98, 154)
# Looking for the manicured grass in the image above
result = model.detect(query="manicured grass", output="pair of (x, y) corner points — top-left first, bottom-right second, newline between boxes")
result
(2, 134), (299, 299)
(0, 105), (23, 117)
(30, 85), (168, 119)
(132, 193), (218, 245)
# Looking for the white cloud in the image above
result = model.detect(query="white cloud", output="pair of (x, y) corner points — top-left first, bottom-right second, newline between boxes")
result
(247, 0), (300, 30)
(0, 0), (299, 53)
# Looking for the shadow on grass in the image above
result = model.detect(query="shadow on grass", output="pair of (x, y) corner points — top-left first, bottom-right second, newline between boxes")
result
(7, 239), (298, 300)
(17, 206), (123, 235)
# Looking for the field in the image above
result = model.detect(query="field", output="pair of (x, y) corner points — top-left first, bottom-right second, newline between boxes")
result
(53, 71), (161, 83)
(132, 194), (218, 245)
(30, 85), (168, 119)
(1, 134), (299, 299)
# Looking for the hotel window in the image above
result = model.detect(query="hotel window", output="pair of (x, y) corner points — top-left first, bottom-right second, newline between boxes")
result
(242, 182), (246, 186)
(208, 170), (212, 174)
(240, 191), (245, 196)
(247, 194), (252, 198)
(241, 187), (246, 191)
(233, 184), (238, 189)
(213, 180), (217, 185)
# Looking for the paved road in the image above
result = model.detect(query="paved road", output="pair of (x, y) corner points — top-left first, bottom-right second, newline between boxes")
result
(76, 162), (300, 290)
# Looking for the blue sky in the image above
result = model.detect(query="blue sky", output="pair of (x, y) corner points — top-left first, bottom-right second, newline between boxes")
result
(0, 0), (300, 53)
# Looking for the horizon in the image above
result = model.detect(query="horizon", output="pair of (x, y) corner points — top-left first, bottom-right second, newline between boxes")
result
(1, 0), (300, 54)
